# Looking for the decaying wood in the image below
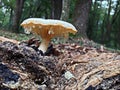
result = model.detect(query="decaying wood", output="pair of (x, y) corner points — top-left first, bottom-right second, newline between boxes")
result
(0, 36), (19, 44)
(0, 41), (59, 89)
(77, 60), (120, 90)
(0, 37), (120, 90)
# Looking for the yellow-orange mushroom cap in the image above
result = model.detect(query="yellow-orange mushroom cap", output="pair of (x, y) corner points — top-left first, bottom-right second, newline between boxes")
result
(21, 18), (77, 53)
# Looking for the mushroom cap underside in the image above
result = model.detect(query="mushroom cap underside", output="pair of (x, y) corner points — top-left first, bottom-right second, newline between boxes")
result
(21, 18), (77, 39)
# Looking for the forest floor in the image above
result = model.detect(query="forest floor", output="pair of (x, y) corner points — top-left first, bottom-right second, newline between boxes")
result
(0, 30), (33, 41)
(0, 30), (120, 90)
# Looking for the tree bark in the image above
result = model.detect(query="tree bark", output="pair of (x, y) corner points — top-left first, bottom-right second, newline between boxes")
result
(51, 0), (62, 19)
(12, 0), (24, 33)
(73, 0), (92, 38)
(111, 0), (120, 25)
(60, 0), (70, 21)
(0, 39), (120, 89)
(9, 8), (13, 29)
(104, 0), (112, 42)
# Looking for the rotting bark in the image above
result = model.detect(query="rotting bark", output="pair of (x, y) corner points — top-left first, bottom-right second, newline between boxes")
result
(0, 36), (19, 44)
(0, 37), (120, 90)
(0, 41), (60, 89)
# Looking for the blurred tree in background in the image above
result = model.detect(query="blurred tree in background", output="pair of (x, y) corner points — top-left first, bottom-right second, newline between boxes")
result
(12, 0), (24, 32)
(73, 0), (92, 37)
(0, 0), (120, 49)
(51, 0), (62, 19)
(60, 0), (70, 21)
(87, 0), (120, 49)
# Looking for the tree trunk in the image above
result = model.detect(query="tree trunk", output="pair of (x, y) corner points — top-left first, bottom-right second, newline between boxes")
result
(111, 0), (120, 25)
(51, 0), (62, 19)
(73, 0), (92, 38)
(12, 0), (24, 33)
(60, 0), (70, 21)
(104, 0), (112, 43)
(9, 8), (13, 29)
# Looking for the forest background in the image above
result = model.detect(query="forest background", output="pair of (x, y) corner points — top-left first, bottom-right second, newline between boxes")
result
(0, 0), (120, 49)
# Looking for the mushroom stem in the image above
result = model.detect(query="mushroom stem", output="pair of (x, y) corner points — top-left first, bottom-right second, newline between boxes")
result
(38, 39), (50, 53)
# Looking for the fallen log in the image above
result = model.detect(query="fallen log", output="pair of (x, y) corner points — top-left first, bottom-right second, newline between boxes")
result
(0, 36), (19, 44)
(0, 37), (120, 90)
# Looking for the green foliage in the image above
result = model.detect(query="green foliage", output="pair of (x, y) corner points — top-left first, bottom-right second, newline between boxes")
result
(0, 9), (4, 26)
(2, 0), (15, 9)
(68, 0), (77, 22)
(22, 0), (51, 20)
(87, 0), (120, 49)
(0, 0), (15, 29)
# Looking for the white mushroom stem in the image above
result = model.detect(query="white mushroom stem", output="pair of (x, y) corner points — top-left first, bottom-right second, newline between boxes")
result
(38, 39), (50, 53)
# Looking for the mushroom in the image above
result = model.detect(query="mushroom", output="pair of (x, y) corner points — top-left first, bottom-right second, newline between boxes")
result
(21, 18), (77, 53)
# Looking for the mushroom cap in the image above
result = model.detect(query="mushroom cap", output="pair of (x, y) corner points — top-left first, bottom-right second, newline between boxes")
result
(21, 18), (77, 40)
